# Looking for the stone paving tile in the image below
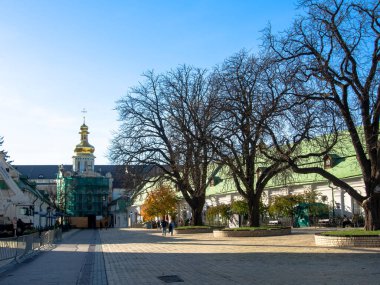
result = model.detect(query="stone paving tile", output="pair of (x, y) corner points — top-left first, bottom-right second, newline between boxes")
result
(0, 230), (93, 285)
(2, 228), (378, 284)
(99, 228), (380, 285)
(93, 244), (107, 285)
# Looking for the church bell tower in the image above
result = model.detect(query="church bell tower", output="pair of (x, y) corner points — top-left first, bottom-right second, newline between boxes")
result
(72, 118), (95, 173)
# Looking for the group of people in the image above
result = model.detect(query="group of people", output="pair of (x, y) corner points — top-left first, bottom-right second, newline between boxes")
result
(160, 219), (175, 236)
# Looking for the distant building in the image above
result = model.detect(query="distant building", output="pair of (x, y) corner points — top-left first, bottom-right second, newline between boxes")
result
(0, 152), (53, 231)
(15, 164), (126, 198)
(129, 142), (366, 228)
(16, 163), (131, 228)
(55, 122), (113, 228)
(15, 123), (163, 229)
(108, 196), (130, 228)
(14, 165), (66, 201)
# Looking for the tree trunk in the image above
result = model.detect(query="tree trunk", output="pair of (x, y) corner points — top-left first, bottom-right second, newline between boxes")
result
(247, 195), (260, 227)
(191, 207), (204, 226)
(362, 194), (380, 230)
(189, 196), (205, 226)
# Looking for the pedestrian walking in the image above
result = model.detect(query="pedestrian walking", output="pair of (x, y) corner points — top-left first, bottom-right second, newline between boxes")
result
(161, 219), (168, 236)
(168, 220), (175, 236)
(16, 218), (25, 236)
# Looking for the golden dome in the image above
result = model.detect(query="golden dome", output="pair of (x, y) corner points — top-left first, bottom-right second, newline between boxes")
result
(74, 123), (95, 154)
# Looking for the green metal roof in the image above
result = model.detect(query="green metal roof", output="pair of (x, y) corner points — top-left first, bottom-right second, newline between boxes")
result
(206, 133), (362, 196)
(133, 132), (363, 203)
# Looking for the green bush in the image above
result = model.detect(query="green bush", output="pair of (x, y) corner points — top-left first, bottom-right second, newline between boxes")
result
(206, 204), (231, 226)
(230, 200), (248, 216)
(320, 230), (380, 236)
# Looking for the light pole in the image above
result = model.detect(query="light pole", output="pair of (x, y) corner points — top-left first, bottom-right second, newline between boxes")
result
(328, 182), (335, 222)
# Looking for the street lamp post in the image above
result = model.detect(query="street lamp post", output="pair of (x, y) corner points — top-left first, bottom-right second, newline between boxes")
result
(328, 182), (335, 223)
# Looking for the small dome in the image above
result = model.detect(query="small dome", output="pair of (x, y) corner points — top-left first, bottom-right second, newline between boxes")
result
(74, 141), (95, 154)
(74, 123), (95, 154)
(80, 123), (88, 131)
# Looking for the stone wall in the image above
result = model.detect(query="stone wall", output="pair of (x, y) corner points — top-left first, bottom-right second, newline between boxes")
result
(213, 227), (291, 238)
(315, 234), (380, 247)
(174, 228), (213, 234)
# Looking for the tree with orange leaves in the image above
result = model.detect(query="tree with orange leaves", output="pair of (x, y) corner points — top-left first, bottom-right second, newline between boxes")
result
(141, 185), (178, 221)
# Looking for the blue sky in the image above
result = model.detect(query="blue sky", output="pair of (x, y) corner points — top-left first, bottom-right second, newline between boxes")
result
(0, 0), (299, 165)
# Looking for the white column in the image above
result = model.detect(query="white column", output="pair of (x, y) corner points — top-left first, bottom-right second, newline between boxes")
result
(340, 190), (345, 217)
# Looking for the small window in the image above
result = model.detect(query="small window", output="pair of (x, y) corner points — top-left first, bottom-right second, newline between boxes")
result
(323, 154), (342, 169)
(323, 155), (333, 169)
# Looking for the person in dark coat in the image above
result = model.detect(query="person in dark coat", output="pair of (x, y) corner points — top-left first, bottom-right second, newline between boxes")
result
(16, 219), (25, 236)
(161, 219), (168, 236)
(168, 220), (175, 236)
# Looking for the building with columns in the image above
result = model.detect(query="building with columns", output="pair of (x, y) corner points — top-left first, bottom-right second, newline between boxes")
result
(129, 145), (366, 228)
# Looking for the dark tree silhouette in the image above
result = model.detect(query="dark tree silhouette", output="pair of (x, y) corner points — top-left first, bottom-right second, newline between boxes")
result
(266, 0), (380, 230)
(211, 51), (314, 226)
(110, 66), (218, 225)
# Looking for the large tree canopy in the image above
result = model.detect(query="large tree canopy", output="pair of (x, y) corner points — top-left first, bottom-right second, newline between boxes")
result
(266, 0), (380, 229)
(110, 66), (218, 225)
(211, 51), (311, 226)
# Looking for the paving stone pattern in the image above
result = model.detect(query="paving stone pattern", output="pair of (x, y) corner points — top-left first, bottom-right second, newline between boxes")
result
(99, 228), (380, 285)
(0, 228), (379, 285)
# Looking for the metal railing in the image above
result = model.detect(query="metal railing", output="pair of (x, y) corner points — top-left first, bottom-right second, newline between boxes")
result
(0, 228), (62, 263)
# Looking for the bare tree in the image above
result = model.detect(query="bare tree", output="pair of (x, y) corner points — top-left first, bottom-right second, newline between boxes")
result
(113, 165), (157, 199)
(110, 66), (218, 225)
(0, 136), (9, 161)
(266, 0), (380, 229)
(211, 51), (306, 227)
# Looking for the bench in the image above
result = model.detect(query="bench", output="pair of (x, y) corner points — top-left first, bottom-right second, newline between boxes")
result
(268, 220), (281, 225)
(317, 219), (330, 227)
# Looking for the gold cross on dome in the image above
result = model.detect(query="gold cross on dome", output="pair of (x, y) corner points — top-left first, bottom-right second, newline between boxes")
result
(81, 108), (87, 124)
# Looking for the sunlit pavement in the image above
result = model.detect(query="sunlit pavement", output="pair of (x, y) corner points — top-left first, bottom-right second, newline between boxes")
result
(100, 228), (380, 285)
(0, 228), (379, 285)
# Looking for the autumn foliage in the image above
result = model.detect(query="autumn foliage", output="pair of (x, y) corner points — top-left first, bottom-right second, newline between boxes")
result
(140, 185), (178, 221)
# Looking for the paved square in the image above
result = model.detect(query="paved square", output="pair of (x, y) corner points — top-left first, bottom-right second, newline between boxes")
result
(99, 228), (380, 285)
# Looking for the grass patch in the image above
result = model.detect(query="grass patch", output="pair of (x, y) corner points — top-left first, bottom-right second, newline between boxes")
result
(222, 226), (289, 231)
(320, 229), (380, 237)
(175, 226), (211, 230)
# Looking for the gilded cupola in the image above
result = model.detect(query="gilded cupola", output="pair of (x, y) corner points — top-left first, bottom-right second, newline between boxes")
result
(74, 123), (95, 154)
